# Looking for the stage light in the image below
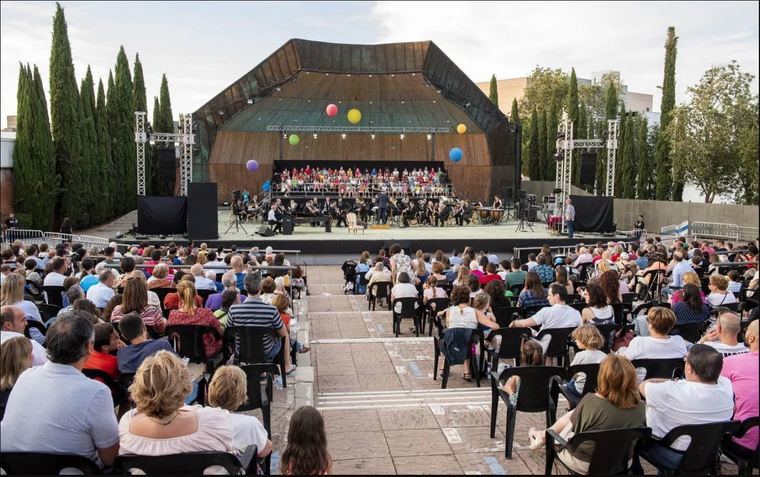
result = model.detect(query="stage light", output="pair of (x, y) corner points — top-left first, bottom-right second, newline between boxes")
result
(341, 133), (347, 140)
(313, 133), (318, 139)
(556, 132), (565, 139)
(554, 154), (563, 162)
(426, 134), (432, 140)
(276, 87), (281, 92)
(400, 134), (405, 140)
(401, 101), (405, 104)
(218, 109), (225, 115)
(247, 98), (253, 104)
(371, 134), (375, 140)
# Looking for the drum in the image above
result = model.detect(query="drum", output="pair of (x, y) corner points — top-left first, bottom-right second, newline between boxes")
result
(478, 208), (491, 223)
(490, 209), (504, 224)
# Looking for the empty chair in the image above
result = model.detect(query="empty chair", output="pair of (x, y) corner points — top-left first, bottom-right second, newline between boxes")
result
(224, 326), (287, 388)
(112, 451), (255, 475)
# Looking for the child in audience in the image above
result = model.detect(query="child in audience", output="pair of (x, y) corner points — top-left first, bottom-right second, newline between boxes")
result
(271, 294), (309, 355)
(0, 336), (32, 421)
(213, 289), (238, 329)
(207, 365), (272, 458)
(281, 406), (332, 475)
(561, 325), (608, 407)
(501, 338), (544, 405)
(727, 270), (743, 295)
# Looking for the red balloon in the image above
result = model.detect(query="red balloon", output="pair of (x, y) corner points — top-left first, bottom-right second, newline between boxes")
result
(325, 103), (338, 117)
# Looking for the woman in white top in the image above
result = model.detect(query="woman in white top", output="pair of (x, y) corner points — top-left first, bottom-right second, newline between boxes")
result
(391, 272), (419, 314)
(118, 351), (237, 457)
(706, 274), (738, 308)
(580, 283), (614, 325)
(207, 365), (272, 458)
(619, 307), (688, 381)
(422, 276), (447, 305)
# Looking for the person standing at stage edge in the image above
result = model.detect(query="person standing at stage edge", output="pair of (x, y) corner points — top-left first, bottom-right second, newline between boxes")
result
(564, 198), (576, 238)
(378, 188), (389, 224)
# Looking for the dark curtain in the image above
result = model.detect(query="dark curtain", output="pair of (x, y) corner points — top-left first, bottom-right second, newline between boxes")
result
(137, 196), (187, 235)
(570, 195), (614, 233)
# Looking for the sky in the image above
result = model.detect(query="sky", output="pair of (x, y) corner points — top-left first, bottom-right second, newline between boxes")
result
(1, 1), (758, 128)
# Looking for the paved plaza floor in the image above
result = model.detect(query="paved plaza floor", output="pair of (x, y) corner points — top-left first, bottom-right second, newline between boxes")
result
(247, 266), (739, 475)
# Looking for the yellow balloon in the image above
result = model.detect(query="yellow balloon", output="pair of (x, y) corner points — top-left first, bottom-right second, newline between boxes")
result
(347, 108), (362, 124)
(456, 123), (467, 134)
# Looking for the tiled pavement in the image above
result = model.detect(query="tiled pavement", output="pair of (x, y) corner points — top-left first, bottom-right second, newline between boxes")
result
(267, 266), (739, 475)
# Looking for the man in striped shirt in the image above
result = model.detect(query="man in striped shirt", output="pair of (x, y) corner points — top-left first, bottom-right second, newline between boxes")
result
(228, 271), (295, 374)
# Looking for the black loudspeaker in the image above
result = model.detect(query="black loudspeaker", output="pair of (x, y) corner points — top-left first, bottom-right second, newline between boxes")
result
(580, 152), (597, 186)
(257, 225), (274, 237)
(282, 217), (294, 235)
(155, 147), (176, 191)
(187, 183), (218, 240)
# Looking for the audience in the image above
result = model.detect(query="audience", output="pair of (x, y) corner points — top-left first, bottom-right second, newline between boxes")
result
(280, 405), (332, 476)
(206, 271), (242, 311)
(706, 274), (738, 308)
(0, 312), (120, 467)
(117, 312), (175, 374)
(0, 305), (47, 365)
(86, 270), (116, 309)
(672, 283), (711, 325)
(510, 284), (582, 353)
(213, 289), (239, 329)
(580, 283), (614, 325)
(698, 311), (749, 356)
(0, 336), (32, 420)
(621, 307), (689, 378)
(0, 273), (46, 344)
(516, 271), (549, 309)
(146, 263), (173, 289)
(111, 275), (166, 333)
(391, 272), (420, 314)
(167, 281), (223, 359)
(84, 322), (122, 380)
(500, 338), (544, 403)
(559, 325), (608, 407)
(720, 320), (758, 451)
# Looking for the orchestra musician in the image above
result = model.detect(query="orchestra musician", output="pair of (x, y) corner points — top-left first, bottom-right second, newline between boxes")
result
(492, 195), (504, 210)
(355, 198), (369, 224)
(453, 199), (471, 226)
(267, 204), (282, 234)
(435, 200), (452, 227)
(424, 199), (436, 225)
(329, 199), (346, 227)
(401, 198), (417, 228)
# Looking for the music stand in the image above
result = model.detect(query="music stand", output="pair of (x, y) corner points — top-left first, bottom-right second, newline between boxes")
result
(515, 198), (534, 232)
(225, 207), (248, 235)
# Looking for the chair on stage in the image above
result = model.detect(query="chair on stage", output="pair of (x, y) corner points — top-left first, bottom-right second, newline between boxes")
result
(346, 212), (364, 235)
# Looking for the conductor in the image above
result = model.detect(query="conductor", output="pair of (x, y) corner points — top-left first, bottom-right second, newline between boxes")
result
(377, 189), (389, 224)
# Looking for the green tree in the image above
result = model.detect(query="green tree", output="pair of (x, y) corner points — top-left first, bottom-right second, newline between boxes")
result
(488, 74), (499, 107)
(668, 61), (756, 203)
(614, 105), (627, 197)
(510, 98), (519, 124)
(619, 114), (636, 198)
(49, 2), (85, 228)
(96, 78), (113, 219)
(528, 107), (540, 180)
(106, 70), (119, 205)
(546, 101), (558, 181)
(655, 27), (678, 201)
(155, 74), (174, 133)
(78, 66), (100, 226)
(736, 101), (758, 204)
(596, 82), (617, 194)
(575, 102), (589, 188)
(537, 110), (548, 181)
(32, 65), (59, 229)
(634, 117), (653, 199)
(108, 47), (136, 214)
(566, 68), (580, 185)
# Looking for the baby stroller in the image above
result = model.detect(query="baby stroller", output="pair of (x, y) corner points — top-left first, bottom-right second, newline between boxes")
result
(341, 260), (357, 294)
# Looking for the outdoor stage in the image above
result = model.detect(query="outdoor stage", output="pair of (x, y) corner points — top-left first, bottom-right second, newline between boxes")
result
(114, 208), (630, 255)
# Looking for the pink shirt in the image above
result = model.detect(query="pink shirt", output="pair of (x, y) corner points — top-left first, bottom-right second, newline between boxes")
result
(720, 351), (759, 449)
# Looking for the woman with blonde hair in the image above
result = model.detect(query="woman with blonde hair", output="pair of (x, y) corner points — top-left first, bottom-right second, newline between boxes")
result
(527, 355), (646, 473)
(706, 274), (738, 308)
(167, 280), (223, 358)
(147, 263), (174, 289)
(669, 271), (705, 305)
(452, 265), (470, 287)
(0, 336), (33, 420)
(110, 275), (166, 333)
(0, 273), (45, 344)
(118, 351), (236, 456)
(207, 365), (272, 457)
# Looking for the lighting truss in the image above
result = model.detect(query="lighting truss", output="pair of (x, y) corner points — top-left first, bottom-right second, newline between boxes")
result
(134, 111), (195, 196)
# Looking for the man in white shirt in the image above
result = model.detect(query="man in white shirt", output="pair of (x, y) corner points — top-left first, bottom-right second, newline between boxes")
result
(109, 242), (123, 259)
(1, 305), (48, 366)
(190, 264), (217, 291)
(525, 253), (538, 271)
(698, 311), (749, 357)
(86, 270), (116, 308)
(638, 344), (734, 469)
(267, 205), (282, 234)
(42, 257), (68, 287)
(510, 284), (581, 352)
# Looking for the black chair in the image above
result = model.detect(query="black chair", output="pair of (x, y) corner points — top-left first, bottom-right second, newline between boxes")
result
(0, 452), (101, 475)
(423, 297), (450, 336)
(611, 302), (633, 327)
(621, 292), (637, 305)
(165, 324), (224, 378)
(594, 323), (617, 353)
(355, 273), (370, 295)
(151, 287), (175, 308)
(224, 326), (287, 388)
(521, 304), (549, 318)
(36, 302), (61, 322)
(367, 282), (391, 311)
(631, 358), (685, 380)
(637, 421), (739, 475)
(82, 368), (127, 407)
(42, 285), (66, 308)
(432, 316), (485, 389)
(197, 288), (215, 306)
(392, 297), (422, 337)
(536, 327), (575, 367)
(568, 302), (586, 313)
(238, 364), (278, 475)
(491, 305), (521, 328)
(551, 363), (601, 410)
(637, 269), (665, 302)
(545, 427), (651, 475)
(112, 450), (255, 475)
(23, 320), (47, 340)
(508, 283), (524, 297)
(577, 263), (595, 283)
(670, 321), (706, 343)
(721, 416), (759, 476)
(566, 293), (582, 304)
(489, 366), (563, 458)
(485, 328), (531, 371)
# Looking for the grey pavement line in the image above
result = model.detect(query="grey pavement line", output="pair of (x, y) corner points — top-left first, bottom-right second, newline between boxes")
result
(319, 388), (491, 397)
(310, 337), (433, 344)
(316, 401), (492, 411)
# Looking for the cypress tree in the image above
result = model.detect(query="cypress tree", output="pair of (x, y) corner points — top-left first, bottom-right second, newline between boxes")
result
(112, 46), (136, 212)
(50, 2), (84, 228)
(655, 26), (678, 201)
(106, 70), (120, 207)
(635, 117), (651, 199)
(619, 114), (636, 198)
(537, 110), (548, 181)
(96, 78), (113, 219)
(596, 83), (617, 194)
(156, 74), (174, 133)
(12, 65), (36, 226)
(488, 74), (499, 107)
(528, 107), (539, 180)
(566, 68), (580, 185)
(615, 105), (627, 198)
(31, 65), (59, 229)
(79, 66), (100, 225)
(510, 98), (519, 124)
(546, 102), (558, 182)
(150, 96), (162, 194)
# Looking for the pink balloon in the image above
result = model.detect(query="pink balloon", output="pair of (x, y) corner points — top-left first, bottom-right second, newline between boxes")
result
(325, 103), (338, 117)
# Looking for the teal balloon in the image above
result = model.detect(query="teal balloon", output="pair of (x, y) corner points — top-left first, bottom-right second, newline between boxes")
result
(449, 147), (463, 162)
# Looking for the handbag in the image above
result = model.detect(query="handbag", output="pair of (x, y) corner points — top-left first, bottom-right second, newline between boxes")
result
(611, 328), (635, 352)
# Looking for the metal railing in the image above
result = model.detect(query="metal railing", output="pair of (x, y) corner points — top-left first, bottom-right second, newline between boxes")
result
(1, 228), (114, 251)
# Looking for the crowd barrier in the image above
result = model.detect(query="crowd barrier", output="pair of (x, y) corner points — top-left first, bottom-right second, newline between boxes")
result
(1, 228), (114, 251)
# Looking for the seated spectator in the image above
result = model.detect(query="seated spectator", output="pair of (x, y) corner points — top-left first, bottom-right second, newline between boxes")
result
(553, 266), (575, 295)
(726, 270), (743, 294)
(259, 277), (277, 305)
(452, 265), (471, 287)
(190, 263), (216, 291)
(413, 259), (429, 286)
(102, 294), (123, 322)
(84, 322), (121, 380)
(469, 259), (484, 281)
(280, 406), (331, 475)
(422, 276), (447, 305)
(621, 307), (689, 380)
(503, 257), (527, 289)
(511, 284), (582, 353)
(0, 306), (47, 366)
(0, 312), (120, 467)
(720, 320), (758, 451)
(534, 255), (555, 284)
(526, 253), (538, 271)
(207, 365), (272, 457)
(0, 336), (32, 420)
(580, 283), (614, 325)
(484, 279), (512, 308)
(213, 289), (239, 329)
(516, 272), (549, 309)
(528, 355), (646, 474)
(206, 271), (243, 311)
(117, 312), (175, 374)
(467, 275), (482, 300)
(42, 256), (67, 287)
(557, 325), (608, 407)
(0, 273), (45, 344)
(86, 270), (116, 309)
(673, 283), (711, 325)
(23, 258), (43, 295)
(146, 263), (173, 289)
(706, 274), (738, 308)
(271, 294), (308, 354)
(600, 269), (624, 302)
(430, 261), (448, 282)
(0, 264), (13, 286)
(80, 261), (105, 293)
(479, 262), (501, 287)
(639, 344), (734, 469)
(391, 272), (420, 314)
(118, 351), (236, 456)
(167, 281), (223, 359)
(54, 285), (84, 320)
(163, 275), (203, 311)
(228, 272), (295, 375)
(73, 298), (104, 323)
(230, 255), (246, 291)
(699, 311), (749, 357)
(500, 338), (543, 403)
(111, 276), (166, 334)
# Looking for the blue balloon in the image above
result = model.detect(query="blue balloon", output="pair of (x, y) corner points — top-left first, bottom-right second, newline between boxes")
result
(262, 180), (271, 192)
(449, 147), (463, 162)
